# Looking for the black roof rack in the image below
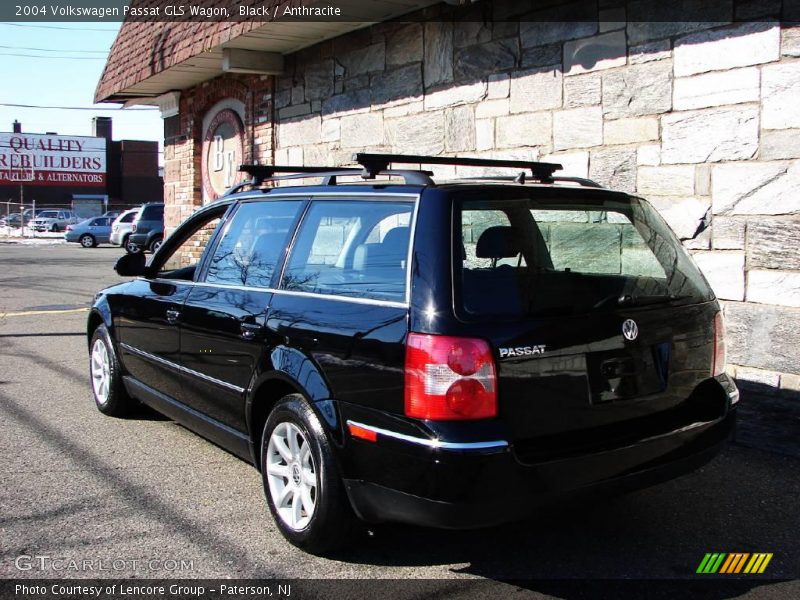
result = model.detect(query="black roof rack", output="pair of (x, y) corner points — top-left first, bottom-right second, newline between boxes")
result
(353, 153), (563, 183)
(226, 154), (571, 197)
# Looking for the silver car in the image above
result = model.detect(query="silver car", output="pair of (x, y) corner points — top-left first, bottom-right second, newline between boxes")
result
(29, 209), (78, 232)
(109, 208), (140, 252)
(65, 216), (113, 248)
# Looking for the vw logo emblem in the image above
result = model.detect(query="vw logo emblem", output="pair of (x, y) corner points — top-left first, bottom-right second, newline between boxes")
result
(622, 319), (639, 341)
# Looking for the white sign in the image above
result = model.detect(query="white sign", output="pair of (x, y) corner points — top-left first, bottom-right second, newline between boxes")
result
(0, 132), (107, 187)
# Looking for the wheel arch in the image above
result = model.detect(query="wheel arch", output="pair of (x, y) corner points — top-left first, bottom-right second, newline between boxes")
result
(86, 306), (113, 351)
(246, 370), (342, 472)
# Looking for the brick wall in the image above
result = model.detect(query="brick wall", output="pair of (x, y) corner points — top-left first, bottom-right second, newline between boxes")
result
(163, 73), (274, 234)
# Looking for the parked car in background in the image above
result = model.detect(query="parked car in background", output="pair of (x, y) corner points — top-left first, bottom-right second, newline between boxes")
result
(29, 209), (78, 232)
(0, 213), (22, 228)
(103, 210), (122, 219)
(110, 208), (140, 253)
(21, 208), (45, 225)
(65, 216), (113, 248)
(128, 202), (164, 253)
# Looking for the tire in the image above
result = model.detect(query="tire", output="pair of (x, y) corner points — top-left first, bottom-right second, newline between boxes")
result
(149, 236), (163, 253)
(80, 234), (96, 248)
(123, 235), (140, 254)
(89, 324), (134, 417)
(261, 394), (357, 554)
(50, 223), (60, 232)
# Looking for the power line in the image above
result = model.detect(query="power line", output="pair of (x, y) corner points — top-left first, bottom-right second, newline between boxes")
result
(0, 22), (118, 32)
(0, 44), (107, 54)
(0, 103), (158, 111)
(0, 52), (105, 60)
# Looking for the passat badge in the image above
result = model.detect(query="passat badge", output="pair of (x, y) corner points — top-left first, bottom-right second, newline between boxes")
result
(622, 319), (639, 341)
(499, 345), (546, 358)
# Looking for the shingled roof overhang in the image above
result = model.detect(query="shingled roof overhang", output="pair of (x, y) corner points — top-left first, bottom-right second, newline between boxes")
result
(95, 0), (440, 105)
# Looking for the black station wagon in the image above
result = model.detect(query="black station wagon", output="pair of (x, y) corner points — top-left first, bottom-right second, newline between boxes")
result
(88, 154), (738, 554)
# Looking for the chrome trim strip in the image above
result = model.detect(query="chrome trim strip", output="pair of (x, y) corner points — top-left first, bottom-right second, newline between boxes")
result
(273, 289), (408, 309)
(119, 343), (245, 394)
(187, 281), (408, 309)
(346, 420), (509, 451)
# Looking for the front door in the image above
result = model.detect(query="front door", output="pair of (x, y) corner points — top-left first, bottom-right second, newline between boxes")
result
(178, 199), (305, 432)
(114, 204), (229, 404)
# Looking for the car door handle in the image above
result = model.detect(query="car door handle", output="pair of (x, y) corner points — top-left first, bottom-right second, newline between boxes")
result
(166, 309), (181, 324)
(240, 322), (263, 340)
(240, 323), (262, 340)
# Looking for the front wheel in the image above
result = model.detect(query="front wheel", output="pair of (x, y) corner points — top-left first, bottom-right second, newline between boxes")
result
(90, 324), (134, 417)
(149, 237), (163, 253)
(50, 223), (60, 232)
(80, 234), (96, 248)
(262, 395), (357, 554)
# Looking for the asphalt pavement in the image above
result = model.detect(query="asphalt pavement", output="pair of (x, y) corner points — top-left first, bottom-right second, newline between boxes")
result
(0, 243), (797, 597)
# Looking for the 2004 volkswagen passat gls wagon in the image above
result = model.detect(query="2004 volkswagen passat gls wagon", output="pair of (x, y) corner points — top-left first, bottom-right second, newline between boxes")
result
(88, 154), (738, 554)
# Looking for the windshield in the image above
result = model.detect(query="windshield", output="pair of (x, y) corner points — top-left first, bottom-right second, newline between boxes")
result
(38, 211), (58, 218)
(456, 194), (713, 318)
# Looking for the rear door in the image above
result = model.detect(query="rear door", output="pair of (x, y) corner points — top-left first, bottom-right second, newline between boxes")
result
(178, 199), (305, 432)
(267, 196), (415, 413)
(452, 191), (717, 453)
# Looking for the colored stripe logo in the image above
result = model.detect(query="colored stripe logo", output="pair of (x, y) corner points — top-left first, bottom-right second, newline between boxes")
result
(697, 553), (773, 574)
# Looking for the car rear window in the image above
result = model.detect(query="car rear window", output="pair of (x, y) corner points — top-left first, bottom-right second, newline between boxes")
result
(457, 195), (713, 318)
(140, 205), (164, 220)
(282, 199), (413, 302)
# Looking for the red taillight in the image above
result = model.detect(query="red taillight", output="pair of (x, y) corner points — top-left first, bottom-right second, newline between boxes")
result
(405, 333), (497, 420)
(65, 225), (73, 231)
(712, 311), (727, 376)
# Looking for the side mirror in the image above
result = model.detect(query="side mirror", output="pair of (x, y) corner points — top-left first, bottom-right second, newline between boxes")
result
(115, 252), (147, 277)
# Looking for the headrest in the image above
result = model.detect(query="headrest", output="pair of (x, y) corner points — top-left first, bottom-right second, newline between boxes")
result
(476, 226), (520, 259)
(381, 226), (410, 252)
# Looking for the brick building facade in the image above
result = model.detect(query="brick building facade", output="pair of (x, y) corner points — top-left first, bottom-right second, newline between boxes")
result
(96, 1), (800, 391)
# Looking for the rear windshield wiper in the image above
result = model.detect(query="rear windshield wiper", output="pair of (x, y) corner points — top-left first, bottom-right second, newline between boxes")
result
(617, 294), (693, 307)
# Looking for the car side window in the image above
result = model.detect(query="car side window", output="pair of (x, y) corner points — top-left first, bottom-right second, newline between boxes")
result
(204, 200), (303, 288)
(282, 200), (413, 302)
(155, 210), (226, 281)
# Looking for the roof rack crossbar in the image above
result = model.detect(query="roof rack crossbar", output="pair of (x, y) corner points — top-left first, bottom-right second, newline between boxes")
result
(353, 153), (563, 183)
(224, 165), (435, 195)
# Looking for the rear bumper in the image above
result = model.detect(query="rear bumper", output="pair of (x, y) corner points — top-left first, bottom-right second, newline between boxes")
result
(128, 233), (149, 246)
(342, 393), (736, 529)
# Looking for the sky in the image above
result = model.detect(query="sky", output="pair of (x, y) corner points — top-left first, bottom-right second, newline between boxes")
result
(0, 21), (164, 161)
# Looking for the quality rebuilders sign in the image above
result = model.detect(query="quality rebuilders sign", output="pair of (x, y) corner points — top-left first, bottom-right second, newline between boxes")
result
(0, 132), (106, 187)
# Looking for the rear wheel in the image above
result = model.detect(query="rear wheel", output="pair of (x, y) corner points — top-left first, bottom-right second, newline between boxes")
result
(149, 236), (163, 253)
(90, 324), (134, 417)
(261, 394), (357, 554)
(124, 235), (140, 254)
(80, 234), (96, 248)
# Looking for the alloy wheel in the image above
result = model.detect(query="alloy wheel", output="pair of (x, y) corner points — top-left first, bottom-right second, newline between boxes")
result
(90, 338), (111, 406)
(265, 422), (318, 531)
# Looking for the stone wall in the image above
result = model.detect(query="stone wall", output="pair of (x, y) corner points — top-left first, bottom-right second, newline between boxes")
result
(271, 8), (800, 388)
(161, 1), (800, 389)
